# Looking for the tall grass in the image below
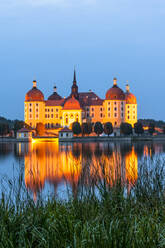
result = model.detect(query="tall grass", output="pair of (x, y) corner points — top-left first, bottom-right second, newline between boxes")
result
(1, 158), (165, 247)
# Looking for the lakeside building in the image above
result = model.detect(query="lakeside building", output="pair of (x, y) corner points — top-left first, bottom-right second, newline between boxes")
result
(24, 71), (137, 129)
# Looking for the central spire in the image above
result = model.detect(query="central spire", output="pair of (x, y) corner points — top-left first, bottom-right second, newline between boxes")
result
(73, 69), (77, 84)
(71, 69), (79, 99)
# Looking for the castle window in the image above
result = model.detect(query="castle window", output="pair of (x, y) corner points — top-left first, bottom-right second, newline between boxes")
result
(36, 109), (38, 112)
(100, 108), (103, 112)
(108, 113), (110, 117)
(51, 114), (53, 118)
(51, 123), (54, 128)
(29, 114), (32, 119)
(121, 102), (123, 105)
(29, 103), (32, 107)
(108, 107), (110, 111)
(29, 108), (32, 112)
(86, 107), (89, 111)
(133, 116), (135, 119)
(30, 123), (32, 126)
(114, 107), (117, 111)
(66, 118), (68, 124)
(48, 114), (50, 118)
(114, 113), (117, 118)
(121, 113), (123, 117)
(56, 114), (58, 118)
(114, 102), (117, 105)
(45, 109), (47, 112)
(115, 122), (117, 126)
(36, 114), (38, 119)
(48, 109), (50, 112)
(36, 103), (38, 107)
(127, 106), (130, 109)
(128, 116), (130, 119)
(100, 113), (103, 118)
(92, 108), (94, 112)
(92, 113), (94, 117)
(108, 102), (110, 105)
(51, 109), (53, 112)
(127, 111), (130, 114)
(45, 114), (47, 118)
(56, 109), (59, 112)
(121, 107), (123, 111)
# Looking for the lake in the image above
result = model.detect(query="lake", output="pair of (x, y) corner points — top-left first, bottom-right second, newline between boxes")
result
(0, 141), (165, 201)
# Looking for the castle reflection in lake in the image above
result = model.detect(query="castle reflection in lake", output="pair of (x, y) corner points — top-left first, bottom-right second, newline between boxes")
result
(0, 141), (165, 201)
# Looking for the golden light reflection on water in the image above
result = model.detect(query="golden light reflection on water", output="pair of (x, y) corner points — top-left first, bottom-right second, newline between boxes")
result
(23, 141), (139, 200)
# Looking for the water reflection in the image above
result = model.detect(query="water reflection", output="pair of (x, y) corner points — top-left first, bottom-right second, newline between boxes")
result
(0, 141), (165, 200)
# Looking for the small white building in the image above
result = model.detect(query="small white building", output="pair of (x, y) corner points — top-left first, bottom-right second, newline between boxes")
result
(59, 127), (73, 140)
(16, 128), (33, 142)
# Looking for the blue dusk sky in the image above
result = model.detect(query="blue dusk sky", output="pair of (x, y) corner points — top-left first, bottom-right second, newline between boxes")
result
(0, 0), (165, 120)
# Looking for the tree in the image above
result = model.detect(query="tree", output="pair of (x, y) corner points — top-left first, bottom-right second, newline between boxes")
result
(72, 122), (81, 136)
(36, 123), (45, 136)
(86, 123), (93, 136)
(104, 122), (113, 137)
(120, 122), (132, 135)
(148, 122), (155, 136)
(13, 120), (25, 134)
(94, 122), (103, 136)
(134, 122), (144, 136)
(163, 126), (165, 134)
(81, 123), (88, 136)
(0, 123), (9, 136)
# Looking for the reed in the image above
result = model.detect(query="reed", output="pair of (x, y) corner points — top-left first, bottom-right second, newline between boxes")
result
(0, 158), (165, 247)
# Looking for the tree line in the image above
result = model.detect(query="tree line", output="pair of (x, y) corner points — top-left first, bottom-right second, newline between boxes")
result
(71, 121), (157, 136)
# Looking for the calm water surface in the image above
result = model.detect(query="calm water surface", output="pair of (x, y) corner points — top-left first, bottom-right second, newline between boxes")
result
(0, 141), (165, 201)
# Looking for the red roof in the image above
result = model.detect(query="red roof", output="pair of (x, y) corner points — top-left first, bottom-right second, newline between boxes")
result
(59, 127), (73, 132)
(25, 87), (44, 101)
(63, 96), (81, 110)
(106, 85), (125, 100)
(79, 92), (103, 106)
(45, 99), (65, 106)
(125, 92), (137, 104)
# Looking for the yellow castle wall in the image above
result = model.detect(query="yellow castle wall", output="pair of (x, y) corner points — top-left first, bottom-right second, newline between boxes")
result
(125, 104), (137, 127)
(61, 109), (83, 127)
(24, 101), (45, 128)
(103, 100), (125, 128)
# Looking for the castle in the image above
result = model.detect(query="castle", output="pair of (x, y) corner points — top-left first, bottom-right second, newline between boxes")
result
(24, 71), (137, 129)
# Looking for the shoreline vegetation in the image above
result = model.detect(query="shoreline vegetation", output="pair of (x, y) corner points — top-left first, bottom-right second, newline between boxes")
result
(1, 158), (165, 247)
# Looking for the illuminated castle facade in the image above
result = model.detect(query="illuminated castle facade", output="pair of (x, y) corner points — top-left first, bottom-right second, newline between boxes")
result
(24, 71), (137, 128)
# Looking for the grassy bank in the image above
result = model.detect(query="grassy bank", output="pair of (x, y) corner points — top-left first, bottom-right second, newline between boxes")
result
(1, 160), (165, 247)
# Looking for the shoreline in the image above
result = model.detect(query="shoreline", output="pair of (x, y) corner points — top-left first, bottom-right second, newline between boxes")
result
(1, 135), (165, 143)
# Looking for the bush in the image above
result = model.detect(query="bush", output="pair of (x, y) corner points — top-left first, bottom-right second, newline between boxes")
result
(94, 122), (103, 136)
(72, 122), (81, 136)
(104, 122), (113, 136)
(36, 122), (45, 136)
(148, 122), (155, 135)
(134, 122), (144, 136)
(120, 122), (132, 135)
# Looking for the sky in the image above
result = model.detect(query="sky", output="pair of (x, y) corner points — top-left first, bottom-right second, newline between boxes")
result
(0, 0), (165, 120)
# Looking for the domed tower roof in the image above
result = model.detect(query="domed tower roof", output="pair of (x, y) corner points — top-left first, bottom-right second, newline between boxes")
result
(25, 80), (44, 101)
(48, 86), (62, 100)
(63, 96), (81, 110)
(105, 78), (125, 100)
(125, 84), (137, 104)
